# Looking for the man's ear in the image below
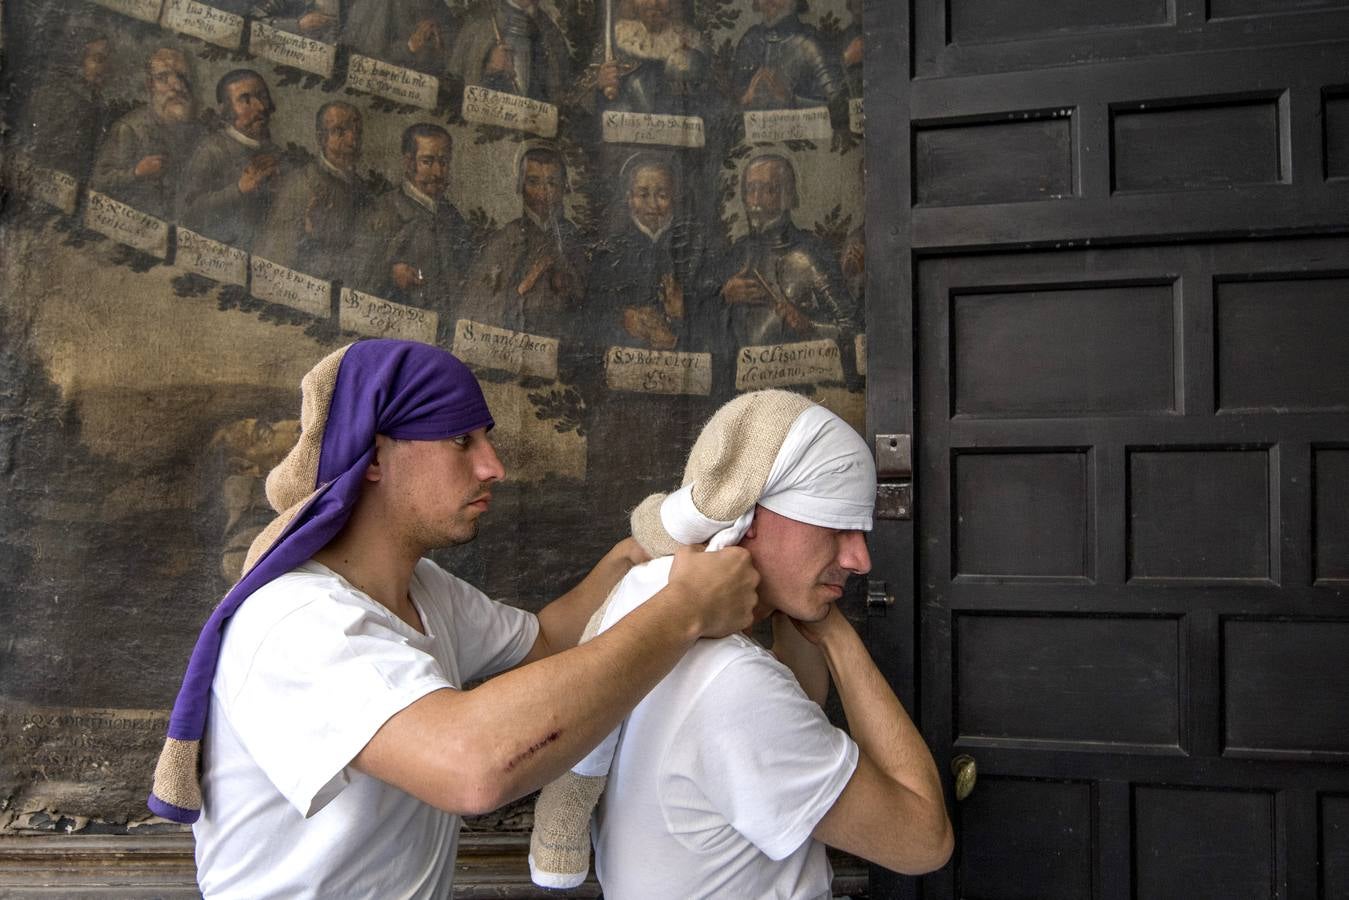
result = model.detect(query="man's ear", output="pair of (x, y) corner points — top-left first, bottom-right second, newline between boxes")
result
(366, 435), (390, 482)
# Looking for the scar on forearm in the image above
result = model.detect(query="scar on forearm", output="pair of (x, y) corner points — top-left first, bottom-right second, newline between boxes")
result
(504, 730), (560, 772)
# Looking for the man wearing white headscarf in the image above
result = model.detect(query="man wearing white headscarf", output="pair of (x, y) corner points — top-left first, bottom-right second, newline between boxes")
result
(529, 389), (953, 897)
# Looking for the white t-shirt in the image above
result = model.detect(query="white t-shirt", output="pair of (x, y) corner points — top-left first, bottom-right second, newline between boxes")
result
(194, 558), (539, 900)
(593, 564), (859, 900)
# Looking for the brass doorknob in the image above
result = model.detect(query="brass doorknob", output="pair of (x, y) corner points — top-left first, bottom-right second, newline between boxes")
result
(951, 754), (977, 801)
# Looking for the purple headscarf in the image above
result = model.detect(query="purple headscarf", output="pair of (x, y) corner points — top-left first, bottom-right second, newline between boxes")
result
(148, 340), (493, 822)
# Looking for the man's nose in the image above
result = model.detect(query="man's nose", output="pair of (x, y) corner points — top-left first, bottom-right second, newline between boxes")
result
(837, 531), (871, 575)
(474, 440), (506, 483)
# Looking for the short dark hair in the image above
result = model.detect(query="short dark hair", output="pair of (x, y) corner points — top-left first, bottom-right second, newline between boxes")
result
(215, 68), (267, 107)
(315, 101), (359, 138)
(401, 123), (451, 157)
(515, 146), (567, 194)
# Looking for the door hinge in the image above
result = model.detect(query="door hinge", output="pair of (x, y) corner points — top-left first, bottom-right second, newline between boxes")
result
(875, 482), (913, 520)
(874, 433), (912, 479)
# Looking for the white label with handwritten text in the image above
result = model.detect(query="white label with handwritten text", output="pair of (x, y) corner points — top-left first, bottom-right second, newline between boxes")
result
(84, 191), (170, 257)
(461, 86), (559, 138)
(849, 98), (864, 134)
(9, 156), (78, 214)
(604, 347), (712, 396)
(250, 257), (331, 317)
(176, 227), (247, 286)
(94, 0), (164, 23)
(743, 107), (832, 143)
(160, 0), (244, 48)
(736, 339), (844, 391)
(249, 21), (336, 77)
(347, 54), (438, 109)
(601, 111), (705, 148)
(453, 319), (558, 380)
(340, 288), (438, 343)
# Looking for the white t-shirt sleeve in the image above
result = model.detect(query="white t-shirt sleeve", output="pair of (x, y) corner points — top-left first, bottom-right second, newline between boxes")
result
(420, 562), (539, 682)
(218, 591), (454, 819)
(660, 648), (859, 861)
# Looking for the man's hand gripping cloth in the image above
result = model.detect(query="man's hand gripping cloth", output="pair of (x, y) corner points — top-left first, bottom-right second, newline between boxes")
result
(527, 389), (875, 888)
(148, 339), (494, 823)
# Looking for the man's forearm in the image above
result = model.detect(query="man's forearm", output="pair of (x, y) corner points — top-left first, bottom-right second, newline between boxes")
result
(822, 624), (943, 807)
(354, 545), (758, 816)
(355, 580), (703, 814)
(807, 615), (952, 873)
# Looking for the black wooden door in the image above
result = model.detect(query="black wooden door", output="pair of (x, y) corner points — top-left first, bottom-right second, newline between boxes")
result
(864, 2), (1349, 897)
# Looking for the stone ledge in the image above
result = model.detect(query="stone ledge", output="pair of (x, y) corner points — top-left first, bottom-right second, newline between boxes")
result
(0, 833), (868, 897)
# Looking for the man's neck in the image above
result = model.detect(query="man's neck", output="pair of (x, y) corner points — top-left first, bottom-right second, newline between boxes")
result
(312, 529), (424, 632)
(403, 179), (441, 212)
(319, 153), (354, 183)
(224, 124), (266, 150)
(524, 205), (559, 231)
(632, 215), (671, 242)
(749, 213), (790, 238)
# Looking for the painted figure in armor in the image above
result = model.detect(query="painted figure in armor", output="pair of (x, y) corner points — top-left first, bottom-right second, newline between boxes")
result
(450, 0), (572, 103)
(719, 153), (857, 347)
(732, 0), (844, 110)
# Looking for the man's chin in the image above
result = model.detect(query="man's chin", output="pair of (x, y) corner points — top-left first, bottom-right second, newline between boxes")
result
(158, 100), (195, 122)
(439, 521), (480, 548)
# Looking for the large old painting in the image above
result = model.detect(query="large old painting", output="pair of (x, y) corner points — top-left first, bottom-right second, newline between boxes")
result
(0, 0), (865, 830)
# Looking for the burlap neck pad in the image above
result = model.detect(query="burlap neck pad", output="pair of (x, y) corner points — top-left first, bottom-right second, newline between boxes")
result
(148, 339), (493, 823)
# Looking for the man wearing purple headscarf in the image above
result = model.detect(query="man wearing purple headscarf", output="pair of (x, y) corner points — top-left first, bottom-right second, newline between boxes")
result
(151, 340), (759, 898)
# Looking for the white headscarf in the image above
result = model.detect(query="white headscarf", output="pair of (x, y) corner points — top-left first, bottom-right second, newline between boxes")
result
(659, 403), (875, 550)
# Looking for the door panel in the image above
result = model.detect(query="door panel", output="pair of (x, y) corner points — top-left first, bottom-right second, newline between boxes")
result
(915, 239), (1349, 899)
(864, 0), (1349, 895)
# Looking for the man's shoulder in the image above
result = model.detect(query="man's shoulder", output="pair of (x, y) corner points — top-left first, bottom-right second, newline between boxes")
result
(783, 221), (831, 252)
(375, 187), (419, 221)
(270, 160), (322, 195)
(412, 556), (489, 605)
(737, 23), (768, 43)
(187, 128), (239, 162)
(108, 104), (155, 133)
(680, 632), (784, 691)
(483, 216), (528, 246)
(234, 562), (358, 616)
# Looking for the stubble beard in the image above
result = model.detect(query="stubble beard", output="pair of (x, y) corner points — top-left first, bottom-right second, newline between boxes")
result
(237, 113), (270, 141)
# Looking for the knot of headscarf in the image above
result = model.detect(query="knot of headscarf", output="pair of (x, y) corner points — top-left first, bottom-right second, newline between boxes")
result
(148, 340), (493, 823)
